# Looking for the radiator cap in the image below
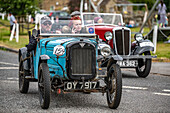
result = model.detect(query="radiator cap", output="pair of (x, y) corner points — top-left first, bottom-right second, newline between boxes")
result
(80, 39), (84, 41)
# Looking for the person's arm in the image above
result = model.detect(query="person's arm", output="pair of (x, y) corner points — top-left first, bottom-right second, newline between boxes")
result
(164, 4), (167, 10)
(27, 36), (37, 52)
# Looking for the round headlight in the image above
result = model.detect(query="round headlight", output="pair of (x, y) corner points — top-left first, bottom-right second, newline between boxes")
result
(101, 47), (111, 57)
(104, 32), (113, 41)
(134, 33), (143, 41)
(98, 44), (111, 57)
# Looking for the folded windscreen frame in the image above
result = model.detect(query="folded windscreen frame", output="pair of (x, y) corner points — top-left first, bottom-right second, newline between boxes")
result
(39, 17), (95, 36)
(81, 13), (123, 26)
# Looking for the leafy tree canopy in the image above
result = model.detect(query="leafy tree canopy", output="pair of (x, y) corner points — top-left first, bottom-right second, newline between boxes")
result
(0, 0), (39, 16)
(129, 0), (170, 12)
(68, 0), (80, 13)
(129, 0), (156, 10)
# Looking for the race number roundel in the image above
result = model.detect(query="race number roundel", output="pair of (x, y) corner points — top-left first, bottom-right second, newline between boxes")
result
(53, 45), (65, 56)
(88, 27), (94, 34)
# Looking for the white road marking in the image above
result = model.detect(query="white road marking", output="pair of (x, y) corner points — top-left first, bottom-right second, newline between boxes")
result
(0, 67), (18, 69)
(123, 86), (148, 90)
(7, 77), (19, 80)
(153, 92), (170, 96)
(1, 80), (18, 83)
(123, 90), (133, 92)
(163, 89), (170, 92)
(0, 61), (19, 66)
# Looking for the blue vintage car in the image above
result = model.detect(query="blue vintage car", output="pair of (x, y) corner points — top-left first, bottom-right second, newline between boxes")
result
(18, 19), (122, 109)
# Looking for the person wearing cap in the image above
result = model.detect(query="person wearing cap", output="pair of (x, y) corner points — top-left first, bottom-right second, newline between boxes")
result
(9, 12), (17, 37)
(41, 16), (52, 33)
(94, 17), (103, 24)
(70, 11), (80, 17)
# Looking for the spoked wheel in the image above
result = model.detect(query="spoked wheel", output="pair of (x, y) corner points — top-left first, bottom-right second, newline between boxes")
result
(136, 52), (152, 78)
(19, 57), (29, 93)
(106, 64), (122, 109)
(38, 63), (51, 109)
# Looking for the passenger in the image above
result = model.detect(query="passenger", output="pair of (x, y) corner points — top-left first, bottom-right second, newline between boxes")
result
(69, 16), (83, 34)
(61, 26), (71, 33)
(94, 17), (103, 23)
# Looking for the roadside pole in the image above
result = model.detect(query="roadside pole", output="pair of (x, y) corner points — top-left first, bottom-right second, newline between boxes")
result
(153, 25), (158, 54)
(10, 23), (19, 43)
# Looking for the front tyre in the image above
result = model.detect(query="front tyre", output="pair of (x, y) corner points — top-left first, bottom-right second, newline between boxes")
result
(19, 56), (29, 93)
(38, 63), (51, 109)
(106, 64), (122, 109)
(136, 52), (152, 78)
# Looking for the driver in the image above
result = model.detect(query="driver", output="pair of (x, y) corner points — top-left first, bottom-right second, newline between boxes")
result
(94, 17), (103, 23)
(41, 16), (52, 33)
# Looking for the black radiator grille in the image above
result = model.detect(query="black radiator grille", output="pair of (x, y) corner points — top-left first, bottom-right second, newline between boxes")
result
(72, 48), (92, 75)
(115, 29), (130, 55)
(67, 42), (96, 80)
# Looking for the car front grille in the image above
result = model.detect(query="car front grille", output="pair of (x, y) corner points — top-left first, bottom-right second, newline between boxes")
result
(67, 42), (96, 80)
(72, 48), (92, 75)
(114, 28), (131, 55)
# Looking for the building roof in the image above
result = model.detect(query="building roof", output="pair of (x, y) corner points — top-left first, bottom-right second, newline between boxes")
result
(116, 0), (131, 4)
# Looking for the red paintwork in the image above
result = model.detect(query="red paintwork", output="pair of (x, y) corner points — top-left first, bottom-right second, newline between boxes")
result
(94, 25), (116, 49)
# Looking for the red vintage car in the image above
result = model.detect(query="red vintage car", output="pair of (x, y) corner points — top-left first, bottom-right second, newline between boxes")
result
(81, 12), (156, 78)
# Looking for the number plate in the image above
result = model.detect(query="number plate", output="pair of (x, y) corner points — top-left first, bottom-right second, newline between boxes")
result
(64, 81), (100, 90)
(140, 42), (154, 47)
(117, 60), (138, 67)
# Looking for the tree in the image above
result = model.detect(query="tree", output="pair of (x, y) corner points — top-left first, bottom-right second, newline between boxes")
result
(129, 0), (156, 10)
(0, 0), (39, 16)
(129, 0), (170, 12)
(68, 0), (81, 13)
(164, 0), (170, 12)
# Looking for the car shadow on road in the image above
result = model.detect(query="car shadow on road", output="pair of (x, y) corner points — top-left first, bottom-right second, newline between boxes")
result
(122, 72), (138, 78)
(50, 92), (112, 110)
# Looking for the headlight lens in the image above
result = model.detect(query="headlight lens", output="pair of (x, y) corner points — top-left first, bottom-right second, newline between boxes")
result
(101, 47), (111, 57)
(104, 32), (113, 41)
(134, 33), (143, 41)
(98, 44), (111, 57)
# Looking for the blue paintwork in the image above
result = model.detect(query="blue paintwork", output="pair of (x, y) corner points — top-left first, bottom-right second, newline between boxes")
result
(33, 37), (98, 80)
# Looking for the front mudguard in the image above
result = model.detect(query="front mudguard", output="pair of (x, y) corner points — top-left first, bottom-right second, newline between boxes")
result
(19, 47), (29, 70)
(100, 55), (123, 68)
(133, 46), (154, 55)
(107, 55), (123, 71)
(39, 55), (50, 64)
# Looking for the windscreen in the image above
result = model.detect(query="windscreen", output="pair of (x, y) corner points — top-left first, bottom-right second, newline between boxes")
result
(39, 17), (95, 36)
(82, 13), (123, 26)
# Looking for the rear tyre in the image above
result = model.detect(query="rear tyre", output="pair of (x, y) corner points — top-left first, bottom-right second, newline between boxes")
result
(19, 57), (29, 93)
(38, 63), (51, 109)
(136, 52), (152, 78)
(106, 64), (122, 109)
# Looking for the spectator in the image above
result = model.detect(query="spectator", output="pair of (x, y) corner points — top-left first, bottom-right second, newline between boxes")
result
(9, 12), (17, 38)
(156, 0), (167, 28)
(165, 16), (168, 27)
